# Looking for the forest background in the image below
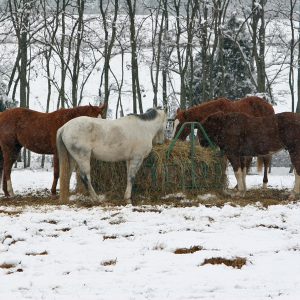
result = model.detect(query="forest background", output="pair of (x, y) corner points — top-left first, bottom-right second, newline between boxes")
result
(0, 0), (298, 166)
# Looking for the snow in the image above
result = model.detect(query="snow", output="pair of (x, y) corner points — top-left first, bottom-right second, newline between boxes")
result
(1, 167), (300, 299)
(0, 11), (299, 300)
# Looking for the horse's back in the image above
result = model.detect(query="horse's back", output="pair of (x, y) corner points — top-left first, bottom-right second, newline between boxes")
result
(178, 96), (273, 122)
(184, 98), (230, 122)
(60, 116), (154, 162)
(234, 96), (274, 117)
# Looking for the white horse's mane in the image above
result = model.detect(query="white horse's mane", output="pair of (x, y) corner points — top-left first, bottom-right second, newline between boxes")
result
(127, 107), (165, 121)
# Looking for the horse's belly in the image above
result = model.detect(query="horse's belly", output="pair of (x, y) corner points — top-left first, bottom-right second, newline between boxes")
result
(92, 143), (150, 162)
(241, 140), (282, 156)
(22, 141), (53, 155)
(92, 147), (130, 162)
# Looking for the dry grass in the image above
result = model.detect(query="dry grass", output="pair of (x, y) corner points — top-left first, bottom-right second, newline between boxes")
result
(174, 245), (203, 254)
(201, 257), (247, 269)
(0, 188), (296, 208)
(90, 140), (227, 200)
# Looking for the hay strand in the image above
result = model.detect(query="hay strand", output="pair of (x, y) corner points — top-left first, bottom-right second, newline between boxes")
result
(91, 140), (227, 200)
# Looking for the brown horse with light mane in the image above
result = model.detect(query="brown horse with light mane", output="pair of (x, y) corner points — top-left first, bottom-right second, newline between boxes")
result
(172, 96), (275, 187)
(0, 103), (107, 197)
(201, 111), (300, 199)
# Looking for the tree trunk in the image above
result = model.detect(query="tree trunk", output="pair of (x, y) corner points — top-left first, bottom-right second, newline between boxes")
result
(126, 0), (143, 113)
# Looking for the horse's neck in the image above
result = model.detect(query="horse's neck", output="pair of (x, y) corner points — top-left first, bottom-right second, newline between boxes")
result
(192, 102), (225, 120)
(136, 118), (162, 135)
(63, 109), (83, 122)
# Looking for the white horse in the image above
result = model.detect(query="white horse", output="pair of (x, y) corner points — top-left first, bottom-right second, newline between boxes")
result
(57, 107), (167, 204)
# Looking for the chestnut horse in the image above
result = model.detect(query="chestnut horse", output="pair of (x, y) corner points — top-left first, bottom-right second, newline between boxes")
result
(172, 96), (275, 187)
(201, 111), (300, 199)
(0, 103), (107, 197)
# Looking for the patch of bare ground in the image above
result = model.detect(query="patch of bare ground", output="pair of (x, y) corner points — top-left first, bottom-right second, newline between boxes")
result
(1, 235), (25, 246)
(0, 209), (22, 216)
(101, 258), (117, 266)
(42, 219), (58, 225)
(103, 235), (118, 240)
(0, 262), (23, 274)
(174, 245), (203, 254)
(0, 263), (16, 269)
(26, 251), (48, 256)
(201, 257), (247, 269)
(257, 224), (285, 230)
(0, 194), (65, 207)
(55, 227), (71, 232)
(132, 207), (162, 213)
(0, 188), (296, 208)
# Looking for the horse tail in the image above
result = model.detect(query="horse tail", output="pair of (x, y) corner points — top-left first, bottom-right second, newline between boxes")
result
(56, 128), (72, 202)
(257, 156), (263, 173)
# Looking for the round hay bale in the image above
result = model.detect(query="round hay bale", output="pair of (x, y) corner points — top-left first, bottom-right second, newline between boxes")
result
(90, 140), (227, 200)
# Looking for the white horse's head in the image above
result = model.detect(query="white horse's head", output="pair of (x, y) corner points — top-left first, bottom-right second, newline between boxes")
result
(153, 107), (167, 145)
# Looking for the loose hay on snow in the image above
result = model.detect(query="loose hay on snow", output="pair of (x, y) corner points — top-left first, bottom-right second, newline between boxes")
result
(91, 140), (227, 200)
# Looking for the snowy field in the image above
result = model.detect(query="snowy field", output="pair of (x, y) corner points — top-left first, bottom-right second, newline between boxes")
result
(0, 13), (298, 300)
(1, 167), (300, 300)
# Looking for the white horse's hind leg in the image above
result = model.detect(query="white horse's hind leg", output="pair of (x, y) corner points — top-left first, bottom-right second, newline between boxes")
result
(124, 158), (144, 204)
(79, 171), (99, 202)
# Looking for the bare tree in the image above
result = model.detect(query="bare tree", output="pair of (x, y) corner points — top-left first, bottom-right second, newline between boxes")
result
(99, 0), (119, 117)
(126, 0), (143, 113)
(146, 0), (165, 107)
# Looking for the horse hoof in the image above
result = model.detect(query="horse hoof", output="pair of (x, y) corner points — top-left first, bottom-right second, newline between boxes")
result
(232, 191), (246, 198)
(51, 194), (59, 200)
(96, 195), (106, 203)
(124, 199), (131, 205)
(222, 189), (234, 197)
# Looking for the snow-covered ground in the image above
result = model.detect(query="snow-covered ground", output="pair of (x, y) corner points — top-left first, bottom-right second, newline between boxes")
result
(1, 167), (300, 300)
(0, 14), (298, 299)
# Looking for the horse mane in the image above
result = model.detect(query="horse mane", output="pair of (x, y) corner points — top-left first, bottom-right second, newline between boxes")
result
(128, 108), (159, 121)
(176, 98), (230, 121)
(188, 98), (230, 113)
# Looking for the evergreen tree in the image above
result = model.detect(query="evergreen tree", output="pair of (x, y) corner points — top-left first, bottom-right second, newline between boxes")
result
(192, 14), (255, 105)
(0, 79), (16, 111)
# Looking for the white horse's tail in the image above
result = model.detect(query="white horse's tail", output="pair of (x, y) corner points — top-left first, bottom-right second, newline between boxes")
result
(57, 128), (72, 202)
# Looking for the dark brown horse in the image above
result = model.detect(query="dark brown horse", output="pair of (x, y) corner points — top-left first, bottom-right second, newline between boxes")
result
(201, 111), (300, 199)
(172, 96), (275, 187)
(0, 103), (107, 197)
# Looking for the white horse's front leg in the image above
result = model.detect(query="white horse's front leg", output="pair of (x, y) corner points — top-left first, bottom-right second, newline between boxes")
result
(234, 167), (246, 197)
(124, 158), (143, 205)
